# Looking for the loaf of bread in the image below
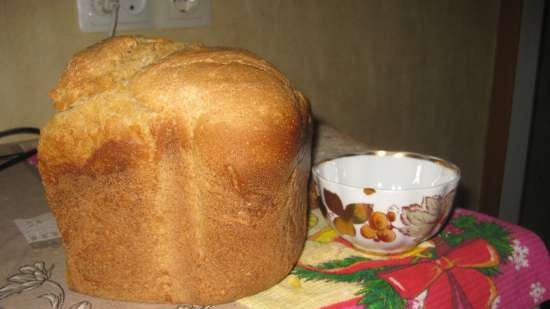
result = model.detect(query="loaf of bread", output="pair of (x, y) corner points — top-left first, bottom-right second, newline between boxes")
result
(38, 36), (312, 305)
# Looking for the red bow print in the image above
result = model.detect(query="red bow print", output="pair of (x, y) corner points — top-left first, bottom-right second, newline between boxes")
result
(379, 239), (499, 309)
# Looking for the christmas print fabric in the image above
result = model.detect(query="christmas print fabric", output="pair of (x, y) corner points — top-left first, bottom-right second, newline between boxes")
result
(238, 209), (550, 309)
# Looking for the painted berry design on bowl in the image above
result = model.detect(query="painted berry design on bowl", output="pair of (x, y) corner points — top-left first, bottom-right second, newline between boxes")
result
(344, 203), (372, 224)
(323, 188), (373, 237)
(313, 152), (460, 253)
(360, 211), (397, 242)
(320, 186), (455, 246)
(321, 189), (399, 243)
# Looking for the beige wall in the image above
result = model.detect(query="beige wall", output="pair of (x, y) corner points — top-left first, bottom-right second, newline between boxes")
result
(0, 0), (499, 210)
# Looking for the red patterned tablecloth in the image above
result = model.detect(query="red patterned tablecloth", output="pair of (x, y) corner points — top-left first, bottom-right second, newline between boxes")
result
(235, 208), (550, 309)
(292, 209), (550, 309)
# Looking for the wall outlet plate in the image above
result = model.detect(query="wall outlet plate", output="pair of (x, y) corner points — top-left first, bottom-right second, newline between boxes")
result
(153, 0), (211, 29)
(76, 0), (153, 32)
(77, 0), (211, 32)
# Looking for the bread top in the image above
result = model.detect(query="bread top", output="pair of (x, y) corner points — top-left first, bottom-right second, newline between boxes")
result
(40, 36), (310, 184)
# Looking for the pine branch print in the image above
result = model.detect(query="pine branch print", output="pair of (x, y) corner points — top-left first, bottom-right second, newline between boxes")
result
(316, 256), (369, 269)
(358, 279), (406, 309)
(293, 265), (381, 284)
(441, 215), (512, 261)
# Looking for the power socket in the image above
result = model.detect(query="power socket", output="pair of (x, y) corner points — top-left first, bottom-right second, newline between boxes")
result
(153, 0), (211, 29)
(76, 0), (211, 32)
(77, 0), (152, 32)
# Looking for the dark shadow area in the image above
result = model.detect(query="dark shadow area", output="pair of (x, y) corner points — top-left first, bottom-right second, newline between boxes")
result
(520, 2), (550, 248)
(454, 183), (471, 210)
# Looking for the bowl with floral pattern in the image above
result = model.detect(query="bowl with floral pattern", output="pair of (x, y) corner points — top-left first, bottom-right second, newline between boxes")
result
(312, 151), (460, 254)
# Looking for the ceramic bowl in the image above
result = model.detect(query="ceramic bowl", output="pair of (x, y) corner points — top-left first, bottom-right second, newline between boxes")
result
(312, 151), (460, 253)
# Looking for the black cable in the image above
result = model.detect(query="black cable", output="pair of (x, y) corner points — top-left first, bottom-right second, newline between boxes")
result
(0, 127), (40, 172)
(0, 149), (37, 171)
(0, 152), (27, 160)
(0, 127), (40, 138)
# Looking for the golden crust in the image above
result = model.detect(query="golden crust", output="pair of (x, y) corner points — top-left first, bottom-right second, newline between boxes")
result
(38, 36), (312, 304)
(49, 36), (184, 111)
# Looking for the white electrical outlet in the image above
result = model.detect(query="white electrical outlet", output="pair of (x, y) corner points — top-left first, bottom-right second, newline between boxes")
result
(153, 0), (211, 29)
(76, 0), (152, 32)
(76, 0), (211, 32)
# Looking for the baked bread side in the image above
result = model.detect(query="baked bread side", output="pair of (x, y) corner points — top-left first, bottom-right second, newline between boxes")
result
(38, 36), (311, 304)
